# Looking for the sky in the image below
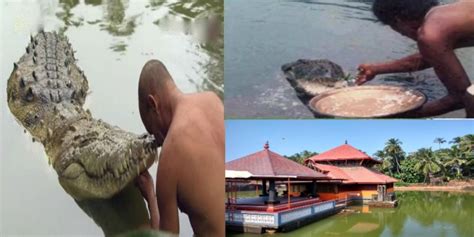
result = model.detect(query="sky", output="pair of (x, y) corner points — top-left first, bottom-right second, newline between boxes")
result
(225, 120), (473, 162)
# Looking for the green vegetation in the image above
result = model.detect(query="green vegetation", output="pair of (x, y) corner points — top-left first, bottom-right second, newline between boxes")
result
(374, 134), (474, 184)
(283, 134), (473, 184)
(284, 150), (318, 165)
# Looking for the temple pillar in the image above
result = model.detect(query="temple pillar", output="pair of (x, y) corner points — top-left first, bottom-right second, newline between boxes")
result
(311, 181), (317, 197)
(261, 179), (268, 196)
(266, 180), (279, 204)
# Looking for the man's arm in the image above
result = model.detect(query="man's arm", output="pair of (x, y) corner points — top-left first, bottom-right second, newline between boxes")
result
(156, 146), (180, 234)
(412, 26), (472, 117)
(357, 53), (432, 84)
(136, 171), (160, 230)
(372, 53), (432, 74)
(404, 94), (464, 118)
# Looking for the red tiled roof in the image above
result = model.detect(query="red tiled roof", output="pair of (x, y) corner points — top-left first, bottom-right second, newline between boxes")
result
(226, 143), (328, 180)
(313, 164), (397, 184)
(306, 144), (381, 163)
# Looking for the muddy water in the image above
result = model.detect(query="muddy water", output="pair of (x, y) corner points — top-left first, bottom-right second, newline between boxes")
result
(1, 0), (222, 236)
(224, 0), (474, 118)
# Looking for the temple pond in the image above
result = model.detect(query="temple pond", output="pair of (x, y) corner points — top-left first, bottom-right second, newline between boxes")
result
(227, 191), (474, 237)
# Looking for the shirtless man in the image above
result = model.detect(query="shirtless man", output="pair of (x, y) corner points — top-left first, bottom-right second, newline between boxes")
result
(356, 0), (474, 117)
(135, 59), (224, 236)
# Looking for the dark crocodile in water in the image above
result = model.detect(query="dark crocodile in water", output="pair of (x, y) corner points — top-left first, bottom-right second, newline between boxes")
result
(281, 59), (349, 104)
(6, 31), (158, 200)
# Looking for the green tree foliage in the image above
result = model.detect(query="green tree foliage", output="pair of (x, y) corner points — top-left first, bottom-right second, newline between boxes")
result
(284, 150), (318, 165)
(412, 148), (442, 183)
(376, 138), (405, 175)
(433, 137), (446, 149)
(441, 134), (474, 178)
(374, 134), (473, 183)
(395, 158), (424, 183)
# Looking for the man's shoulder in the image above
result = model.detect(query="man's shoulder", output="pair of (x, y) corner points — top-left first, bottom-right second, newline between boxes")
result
(187, 91), (222, 104)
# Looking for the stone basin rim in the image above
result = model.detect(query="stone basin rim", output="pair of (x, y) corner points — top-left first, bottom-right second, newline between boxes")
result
(308, 85), (427, 118)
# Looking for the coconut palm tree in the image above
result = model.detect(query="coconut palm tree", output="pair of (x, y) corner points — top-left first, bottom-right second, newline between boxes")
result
(434, 137), (446, 150)
(450, 136), (461, 144)
(453, 135), (474, 177)
(384, 138), (405, 174)
(442, 147), (467, 179)
(458, 135), (474, 153)
(413, 148), (442, 183)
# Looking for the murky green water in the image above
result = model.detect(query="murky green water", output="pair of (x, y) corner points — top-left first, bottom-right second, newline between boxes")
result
(224, 0), (474, 118)
(1, 0), (222, 236)
(227, 191), (474, 237)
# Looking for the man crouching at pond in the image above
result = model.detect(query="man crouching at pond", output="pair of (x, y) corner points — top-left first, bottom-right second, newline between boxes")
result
(356, 0), (474, 117)
(135, 59), (225, 236)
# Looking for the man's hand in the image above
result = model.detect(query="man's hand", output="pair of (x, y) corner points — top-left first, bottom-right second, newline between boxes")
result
(356, 64), (378, 85)
(136, 171), (155, 200)
(135, 171), (160, 229)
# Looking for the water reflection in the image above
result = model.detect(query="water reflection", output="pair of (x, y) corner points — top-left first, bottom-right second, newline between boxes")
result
(53, 0), (223, 98)
(85, 0), (103, 6)
(56, 0), (82, 34)
(228, 192), (474, 237)
(101, 0), (138, 36)
(151, 0), (224, 97)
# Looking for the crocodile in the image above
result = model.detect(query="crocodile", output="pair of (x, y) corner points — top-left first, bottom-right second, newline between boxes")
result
(6, 31), (158, 200)
(281, 59), (349, 104)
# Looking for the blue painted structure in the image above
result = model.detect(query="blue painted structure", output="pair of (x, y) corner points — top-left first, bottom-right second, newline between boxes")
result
(226, 200), (341, 233)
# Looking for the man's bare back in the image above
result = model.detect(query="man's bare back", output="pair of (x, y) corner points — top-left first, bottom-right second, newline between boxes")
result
(358, 0), (474, 117)
(424, 0), (474, 47)
(137, 60), (224, 236)
(157, 92), (224, 236)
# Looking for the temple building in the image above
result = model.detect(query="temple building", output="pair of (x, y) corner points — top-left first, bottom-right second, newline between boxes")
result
(225, 142), (343, 233)
(305, 142), (398, 204)
(225, 142), (398, 234)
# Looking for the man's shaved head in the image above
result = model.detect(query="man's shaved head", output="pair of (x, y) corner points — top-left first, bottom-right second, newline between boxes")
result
(138, 59), (174, 108)
(138, 59), (176, 139)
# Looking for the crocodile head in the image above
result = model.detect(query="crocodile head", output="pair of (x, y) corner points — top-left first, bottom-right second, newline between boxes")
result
(51, 120), (159, 200)
(282, 59), (349, 101)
